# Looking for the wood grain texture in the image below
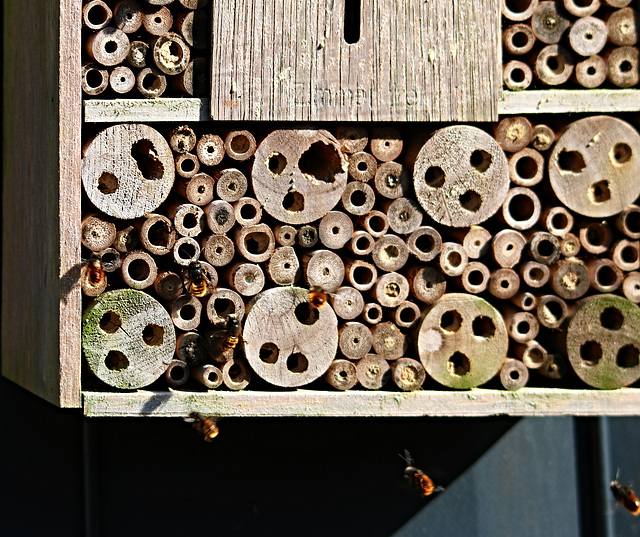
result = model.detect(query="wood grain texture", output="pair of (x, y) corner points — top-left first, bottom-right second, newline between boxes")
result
(500, 90), (640, 114)
(82, 388), (640, 417)
(210, 0), (500, 122)
(2, 0), (82, 407)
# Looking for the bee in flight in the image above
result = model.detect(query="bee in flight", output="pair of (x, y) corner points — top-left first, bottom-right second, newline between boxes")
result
(185, 411), (219, 442)
(220, 313), (241, 352)
(184, 260), (214, 297)
(83, 253), (105, 287)
(308, 285), (329, 308)
(399, 449), (444, 498)
(611, 479), (640, 516)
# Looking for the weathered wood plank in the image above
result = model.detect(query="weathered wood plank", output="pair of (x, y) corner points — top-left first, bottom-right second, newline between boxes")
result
(2, 0), (82, 407)
(499, 90), (640, 114)
(83, 388), (640, 417)
(84, 98), (210, 122)
(211, 0), (500, 122)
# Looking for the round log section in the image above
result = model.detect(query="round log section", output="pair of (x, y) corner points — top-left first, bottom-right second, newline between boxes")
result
(82, 124), (175, 219)
(569, 17), (607, 57)
(393, 301), (422, 329)
(252, 129), (348, 225)
(500, 359), (529, 391)
(549, 116), (640, 218)
(413, 126), (509, 227)
(196, 134), (225, 166)
(416, 293), (508, 389)
(243, 286), (339, 388)
(567, 294), (640, 389)
(324, 360), (358, 391)
(302, 250), (345, 293)
(371, 322), (408, 360)
(606, 47), (639, 88)
(82, 289), (176, 389)
(391, 358), (426, 391)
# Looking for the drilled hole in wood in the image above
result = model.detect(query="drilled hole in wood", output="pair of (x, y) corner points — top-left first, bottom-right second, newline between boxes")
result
(259, 343), (279, 364)
(508, 194), (535, 221)
(500, 279), (510, 289)
(580, 340), (602, 365)
(448, 352), (470, 376)
(131, 139), (164, 180)
(441, 310), (462, 333)
(244, 231), (269, 255)
(473, 315), (495, 338)
(357, 161), (368, 172)
(613, 143), (632, 164)
(600, 307), (623, 330)
(100, 311), (122, 334)
(148, 220), (171, 247)
(510, 370), (520, 380)
(587, 66), (596, 75)
(470, 149), (491, 173)
(97, 172), (118, 194)
(86, 68), (106, 89)
(425, 166), (445, 188)
(459, 190), (482, 212)
(287, 352), (309, 373)
(299, 142), (341, 183)
(105, 350), (129, 371)
(295, 302), (319, 325)
(558, 150), (586, 173)
(267, 153), (287, 175)
(142, 324), (164, 346)
(617, 344), (640, 368)
(283, 191), (305, 212)
(589, 180), (611, 204)
(128, 259), (151, 281)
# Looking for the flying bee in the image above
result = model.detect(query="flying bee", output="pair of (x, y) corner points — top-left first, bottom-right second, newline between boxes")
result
(611, 480), (640, 516)
(308, 285), (329, 308)
(184, 411), (219, 442)
(83, 254), (105, 287)
(220, 313), (241, 352)
(399, 450), (444, 498)
(184, 261), (214, 297)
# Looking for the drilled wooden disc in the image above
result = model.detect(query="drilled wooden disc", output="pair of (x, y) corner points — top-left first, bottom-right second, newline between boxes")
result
(413, 126), (509, 227)
(243, 286), (338, 387)
(252, 129), (348, 224)
(417, 293), (508, 389)
(549, 116), (640, 218)
(82, 124), (175, 219)
(82, 289), (176, 389)
(566, 294), (640, 389)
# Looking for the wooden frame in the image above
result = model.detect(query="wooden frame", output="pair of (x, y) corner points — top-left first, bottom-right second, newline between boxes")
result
(4, 0), (640, 416)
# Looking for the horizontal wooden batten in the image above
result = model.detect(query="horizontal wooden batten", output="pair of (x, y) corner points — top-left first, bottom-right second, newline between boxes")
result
(84, 90), (640, 123)
(83, 388), (640, 418)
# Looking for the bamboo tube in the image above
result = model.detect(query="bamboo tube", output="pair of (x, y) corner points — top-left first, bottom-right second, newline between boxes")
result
(356, 354), (391, 389)
(324, 360), (358, 390)
(407, 266), (446, 304)
(178, 0), (210, 9)
(170, 293), (202, 330)
(493, 229), (527, 268)
(564, 0), (600, 16)
(359, 210), (389, 238)
(341, 182), (376, 215)
(503, 24), (535, 55)
(384, 198), (423, 235)
(82, 63), (109, 95)
(176, 173), (215, 206)
(551, 259), (590, 300)
(192, 364), (223, 389)
(439, 242), (468, 277)
(391, 358), (426, 391)
(174, 9), (209, 48)
(175, 153), (200, 179)
(227, 262), (265, 296)
(224, 130), (257, 161)
(339, 322), (373, 359)
(81, 261), (108, 297)
(154, 271), (184, 301)
(394, 301), (422, 329)
(535, 45), (575, 86)
(166, 202), (206, 237)
(623, 272), (640, 302)
(537, 295), (570, 329)
(319, 211), (354, 249)
(235, 224), (275, 263)
(560, 233), (581, 257)
(362, 303), (384, 325)
(345, 259), (378, 291)
(502, 0), (538, 21)
(120, 251), (158, 290)
(266, 246), (300, 286)
(500, 359), (529, 391)
(371, 322), (408, 360)
(348, 152), (377, 182)
(205, 288), (245, 325)
(204, 200), (236, 234)
(513, 341), (548, 369)
(528, 231), (561, 265)
(588, 259), (624, 292)
(494, 116), (533, 153)
(196, 134), (225, 166)
(520, 261), (550, 289)
(302, 250), (345, 293)
(457, 262), (490, 294)
(370, 126), (403, 162)
(109, 66), (136, 94)
(407, 226), (442, 262)
(612, 240), (640, 271)
(504, 309), (539, 343)
(374, 161), (411, 199)
(137, 214), (176, 255)
(348, 230), (375, 256)
(96, 248), (121, 273)
(510, 291), (538, 312)
(234, 198), (263, 227)
(372, 234), (409, 272)
(336, 125), (368, 154)
(136, 68), (167, 98)
(531, 124), (556, 152)
(488, 268), (520, 300)
(222, 359), (251, 390)
(296, 225), (319, 248)
(579, 221), (612, 254)
(82, 214), (117, 252)
(176, 332), (208, 365)
(114, 0), (143, 33)
(508, 149), (544, 187)
(86, 27), (130, 66)
(371, 273), (410, 308)
(274, 225), (297, 247)
(539, 353), (569, 380)
(174, 58), (209, 97)
(330, 287), (364, 320)
(502, 187), (541, 230)
(542, 207), (574, 237)
(173, 236), (201, 266)
(503, 61), (533, 91)
(169, 125), (196, 154)
(165, 360), (189, 386)
(532, 2), (571, 44)
(127, 41), (148, 68)
(113, 225), (139, 253)
(456, 225), (491, 259)
(83, 0), (113, 30)
(143, 6), (173, 35)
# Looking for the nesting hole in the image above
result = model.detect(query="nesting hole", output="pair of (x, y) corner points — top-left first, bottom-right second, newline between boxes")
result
(355, 236), (371, 251)
(586, 223), (609, 247)
(299, 141), (342, 183)
(259, 343), (279, 364)
(229, 134), (251, 155)
(587, 66), (596, 75)
(470, 150), (491, 173)
(295, 302), (319, 325)
(97, 172), (118, 194)
(600, 307), (623, 330)
(267, 153), (287, 175)
(448, 352), (470, 376)
(240, 203), (258, 221)
(425, 166), (445, 188)
(595, 264), (617, 287)
(516, 156), (538, 179)
(105, 350), (129, 371)
(104, 40), (118, 54)
(620, 60), (633, 73)
(558, 150), (586, 173)
(415, 233), (436, 254)
(542, 299), (564, 323)
(459, 190), (482, 213)
(287, 353), (309, 373)
(228, 364), (244, 382)
(447, 251), (462, 268)
(508, 193), (535, 221)
(517, 320), (530, 334)
(87, 4), (110, 26)
(441, 310), (462, 333)
(510, 68), (526, 83)
(180, 304), (196, 321)
(551, 212), (569, 231)
(86, 68), (106, 89)
(142, 324), (164, 346)
(580, 340), (602, 365)
(546, 54), (565, 74)
(613, 143), (632, 164)
(182, 212), (198, 230)
(244, 231), (269, 255)
(384, 282), (401, 298)
(178, 156), (196, 173)
(212, 298), (234, 317)
(169, 363), (186, 382)
(399, 306), (418, 324)
(100, 311), (122, 334)
(617, 345), (640, 368)
(467, 270), (485, 286)
(141, 72), (163, 92)
(625, 210), (640, 235)
(473, 315), (496, 338)
(512, 31), (529, 48)
(526, 347), (545, 366)
(510, 369), (520, 380)
(357, 161), (369, 172)
(349, 189), (367, 207)
(536, 239), (555, 258)
(128, 258), (151, 281)
(505, 0), (533, 12)
(622, 246), (638, 264)
(353, 265), (374, 285)
(368, 215), (386, 233)
(148, 220), (171, 247)
(283, 191), (305, 212)
(177, 242), (197, 261)
(131, 139), (164, 180)
(589, 180), (611, 204)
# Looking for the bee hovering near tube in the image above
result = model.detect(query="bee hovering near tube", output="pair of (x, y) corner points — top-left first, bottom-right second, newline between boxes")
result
(611, 478), (640, 516)
(399, 450), (444, 498)
(220, 313), (241, 352)
(308, 285), (329, 309)
(184, 412), (219, 442)
(184, 260), (214, 297)
(83, 253), (105, 287)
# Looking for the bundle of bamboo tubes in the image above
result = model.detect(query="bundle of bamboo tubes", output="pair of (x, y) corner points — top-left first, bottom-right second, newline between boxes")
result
(502, 0), (638, 90)
(81, 0), (209, 98)
(80, 117), (640, 393)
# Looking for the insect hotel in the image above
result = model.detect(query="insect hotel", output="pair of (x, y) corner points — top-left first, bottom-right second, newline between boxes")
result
(4, 0), (640, 417)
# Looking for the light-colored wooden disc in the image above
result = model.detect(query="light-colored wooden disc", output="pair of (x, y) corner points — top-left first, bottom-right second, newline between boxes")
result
(82, 124), (175, 219)
(549, 116), (640, 218)
(243, 286), (339, 388)
(82, 289), (176, 389)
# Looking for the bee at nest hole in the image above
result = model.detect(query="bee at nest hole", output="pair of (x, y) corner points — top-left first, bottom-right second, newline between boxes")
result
(399, 450), (444, 498)
(220, 313), (241, 352)
(184, 412), (220, 442)
(183, 260), (214, 297)
(308, 285), (329, 308)
(84, 253), (105, 287)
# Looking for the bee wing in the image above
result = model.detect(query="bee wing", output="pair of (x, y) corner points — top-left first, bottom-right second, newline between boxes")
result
(399, 449), (414, 466)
